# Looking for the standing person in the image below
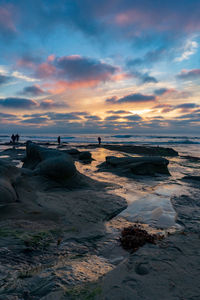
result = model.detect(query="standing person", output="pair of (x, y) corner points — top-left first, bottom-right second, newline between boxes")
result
(98, 136), (101, 145)
(11, 134), (16, 144)
(16, 133), (20, 142)
(57, 136), (61, 145)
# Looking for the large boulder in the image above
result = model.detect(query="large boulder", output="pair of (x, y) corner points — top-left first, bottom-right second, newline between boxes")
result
(100, 156), (170, 176)
(102, 145), (178, 157)
(79, 151), (92, 161)
(0, 159), (19, 204)
(23, 141), (76, 180)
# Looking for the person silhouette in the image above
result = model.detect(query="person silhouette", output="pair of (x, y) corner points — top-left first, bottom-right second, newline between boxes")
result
(11, 134), (16, 144)
(98, 136), (101, 145)
(57, 136), (61, 145)
(16, 133), (20, 142)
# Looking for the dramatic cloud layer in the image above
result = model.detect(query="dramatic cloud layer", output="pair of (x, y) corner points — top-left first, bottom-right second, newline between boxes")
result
(177, 69), (200, 80)
(0, 1), (199, 134)
(19, 85), (46, 96)
(0, 97), (38, 109)
(106, 93), (156, 104)
(0, 74), (12, 85)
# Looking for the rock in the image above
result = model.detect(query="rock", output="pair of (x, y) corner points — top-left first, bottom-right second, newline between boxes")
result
(135, 263), (149, 275)
(182, 175), (200, 182)
(65, 148), (80, 155)
(34, 156), (76, 179)
(0, 178), (18, 204)
(100, 144), (178, 157)
(23, 141), (76, 180)
(181, 155), (200, 162)
(103, 156), (170, 176)
(79, 151), (92, 161)
(0, 159), (20, 204)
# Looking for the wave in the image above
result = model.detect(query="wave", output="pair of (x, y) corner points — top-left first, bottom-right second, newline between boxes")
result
(148, 140), (200, 145)
(112, 135), (133, 138)
(167, 140), (200, 144)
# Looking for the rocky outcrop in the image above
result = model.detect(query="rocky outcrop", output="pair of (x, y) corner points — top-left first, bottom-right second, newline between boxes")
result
(84, 144), (178, 157)
(0, 142), (127, 228)
(98, 156), (170, 176)
(103, 145), (178, 156)
(0, 160), (19, 204)
(182, 175), (200, 181)
(23, 141), (77, 180)
(79, 151), (92, 161)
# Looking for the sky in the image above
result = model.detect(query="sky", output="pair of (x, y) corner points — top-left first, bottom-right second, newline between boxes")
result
(0, 0), (200, 134)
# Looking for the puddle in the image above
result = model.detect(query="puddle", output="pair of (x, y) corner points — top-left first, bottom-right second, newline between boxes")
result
(75, 147), (186, 231)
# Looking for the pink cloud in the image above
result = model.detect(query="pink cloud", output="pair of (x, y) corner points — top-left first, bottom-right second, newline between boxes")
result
(113, 7), (200, 34)
(17, 54), (126, 92)
(177, 69), (200, 80)
(36, 63), (56, 78)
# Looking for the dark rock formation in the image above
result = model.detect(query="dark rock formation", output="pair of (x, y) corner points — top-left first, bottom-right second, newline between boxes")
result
(181, 155), (200, 162)
(182, 175), (200, 182)
(82, 144), (178, 157)
(103, 145), (178, 156)
(99, 155), (170, 176)
(64, 148), (80, 155)
(0, 159), (20, 204)
(79, 151), (92, 161)
(23, 141), (76, 180)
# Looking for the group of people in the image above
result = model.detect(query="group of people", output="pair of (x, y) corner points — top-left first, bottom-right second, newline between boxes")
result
(11, 134), (20, 144)
(9, 134), (101, 145)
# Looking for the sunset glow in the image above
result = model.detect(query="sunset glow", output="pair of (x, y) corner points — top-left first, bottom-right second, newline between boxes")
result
(0, 0), (199, 134)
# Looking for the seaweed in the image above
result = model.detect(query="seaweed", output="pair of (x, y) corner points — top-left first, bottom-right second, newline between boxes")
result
(120, 224), (163, 252)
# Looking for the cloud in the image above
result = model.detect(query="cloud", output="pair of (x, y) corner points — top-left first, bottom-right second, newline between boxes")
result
(0, 97), (38, 109)
(47, 112), (83, 121)
(85, 115), (101, 121)
(126, 69), (158, 85)
(153, 102), (199, 114)
(34, 55), (119, 88)
(0, 74), (12, 85)
(123, 114), (142, 121)
(106, 93), (156, 104)
(54, 55), (118, 82)
(154, 88), (169, 95)
(39, 99), (67, 109)
(176, 103), (199, 109)
(112, 1), (200, 36)
(12, 1), (200, 42)
(21, 117), (49, 124)
(104, 115), (121, 121)
(141, 73), (158, 83)
(17, 54), (42, 68)
(11, 71), (38, 82)
(175, 39), (198, 62)
(127, 48), (166, 67)
(175, 103), (199, 112)
(0, 112), (18, 120)
(19, 84), (45, 96)
(18, 54), (121, 90)
(106, 110), (130, 114)
(177, 69), (200, 80)
(154, 88), (191, 99)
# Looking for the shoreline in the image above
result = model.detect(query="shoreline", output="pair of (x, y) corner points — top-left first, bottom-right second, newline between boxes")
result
(0, 141), (199, 299)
